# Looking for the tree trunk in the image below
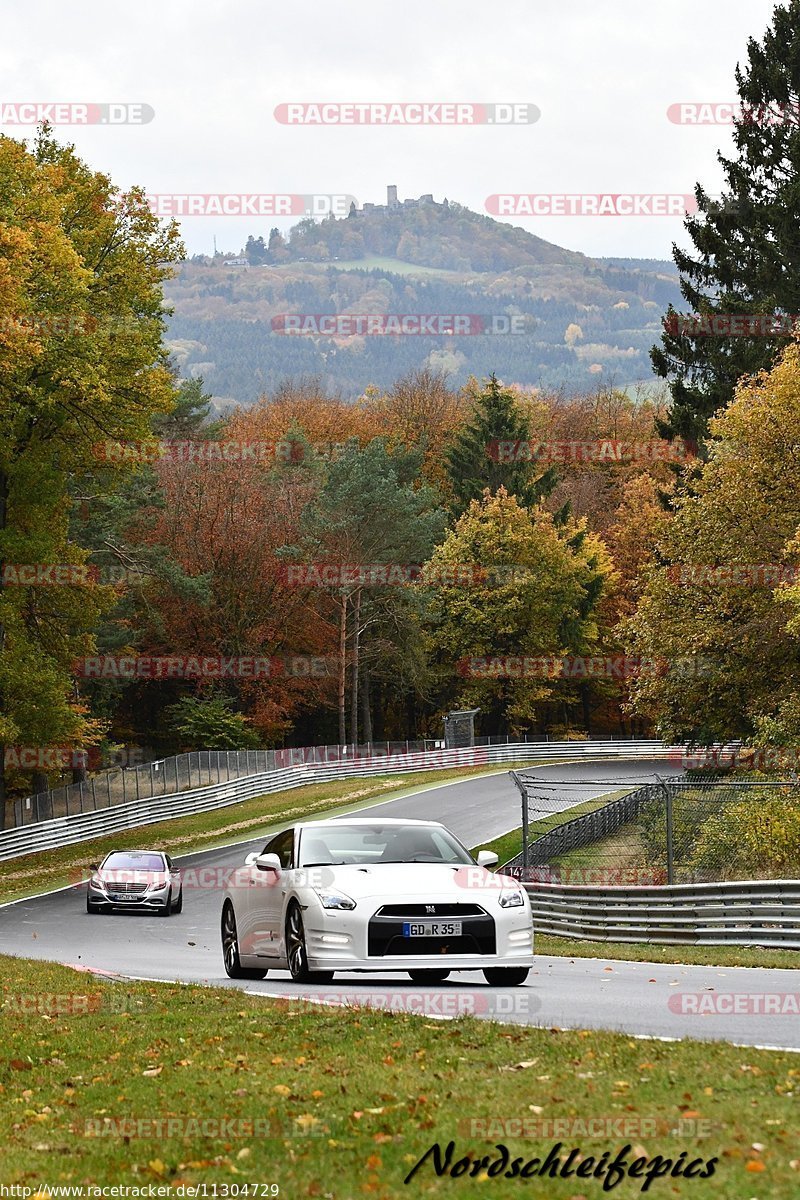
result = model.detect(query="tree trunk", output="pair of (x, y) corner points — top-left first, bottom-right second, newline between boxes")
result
(338, 594), (347, 748)
(580, 682), (591, 734)
(361, 664), (373, 744)
(350, 588), (361, 748)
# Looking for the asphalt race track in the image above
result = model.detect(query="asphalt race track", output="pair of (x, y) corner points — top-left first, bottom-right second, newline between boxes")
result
(2, 758), (798, 1051)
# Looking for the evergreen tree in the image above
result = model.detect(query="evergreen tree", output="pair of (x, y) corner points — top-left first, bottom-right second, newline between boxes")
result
(653, 0), (800, 446)
(445, 374), (559, 516)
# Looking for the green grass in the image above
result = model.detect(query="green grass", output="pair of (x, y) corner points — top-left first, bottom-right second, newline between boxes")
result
(0, 761), (551, 906)
(535, 934), (800, 971)
(1, 956), (797, 1197)
(302, 254), (462, 276)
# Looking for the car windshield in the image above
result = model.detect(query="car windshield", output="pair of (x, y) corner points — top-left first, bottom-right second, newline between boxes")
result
(102, 852), (164, 872)
(297, 823), (473, 868)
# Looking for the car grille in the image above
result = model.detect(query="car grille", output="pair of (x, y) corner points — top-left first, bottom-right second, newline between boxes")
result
(107, 881), (148, 894)
(375, 903), (486, 917)
(367, 912), (496, 957)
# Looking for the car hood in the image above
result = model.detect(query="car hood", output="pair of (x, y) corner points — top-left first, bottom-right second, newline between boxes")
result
(97, 870), (167, 886)
(303, 862), (519, 901)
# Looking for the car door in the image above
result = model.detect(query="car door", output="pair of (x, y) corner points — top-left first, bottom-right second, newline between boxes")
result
(253, 829), (294, 957)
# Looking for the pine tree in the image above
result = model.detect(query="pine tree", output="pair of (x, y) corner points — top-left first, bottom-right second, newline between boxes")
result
(446, 374), (559, 516)
(653, 0), (800, 445)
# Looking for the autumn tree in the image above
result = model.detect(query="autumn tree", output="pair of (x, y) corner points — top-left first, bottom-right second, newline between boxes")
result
(627, 341), (800, 742)
(445, 375), (559, 517)
(289, 440), (445, 744)
(362, 367), (464, 497)
(423, 489), (615, 734)
(0, 130), (181, 821)
(653, 1), (800, 445)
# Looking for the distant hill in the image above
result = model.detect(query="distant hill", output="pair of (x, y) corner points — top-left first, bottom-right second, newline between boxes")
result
(163, 197), (681, 406)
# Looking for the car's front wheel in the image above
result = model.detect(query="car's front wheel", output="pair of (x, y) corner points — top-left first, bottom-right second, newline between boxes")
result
(483, 967), (530, 986)
(286, 902), (333, 984)
(407, 970), (451, 983)
(222, 902), (267, 980)
(159, 889), (172, 917)
(173, 888), (183, 914)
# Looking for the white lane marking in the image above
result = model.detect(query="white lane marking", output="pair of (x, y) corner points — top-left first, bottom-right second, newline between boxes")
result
(51, 962), (800, 1050)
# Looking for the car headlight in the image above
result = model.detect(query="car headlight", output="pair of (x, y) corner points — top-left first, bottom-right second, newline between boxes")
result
(147, 880), (169, 892)
(498, 889), (525, 908)
(314, 889), (356, 910)
(89, 878), (106, 891)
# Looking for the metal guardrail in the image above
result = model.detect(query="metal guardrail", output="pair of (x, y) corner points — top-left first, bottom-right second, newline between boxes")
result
(521, 879), (800, 948)
(0, 740), (677, 862)
(13, 734), (656, 826)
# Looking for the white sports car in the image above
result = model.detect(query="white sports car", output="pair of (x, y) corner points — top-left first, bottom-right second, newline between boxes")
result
(220, 817), (534, 985)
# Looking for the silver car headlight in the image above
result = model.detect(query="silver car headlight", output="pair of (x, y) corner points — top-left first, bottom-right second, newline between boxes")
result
(314, 889), (356, 910)
(147, 880), (169, 893)
(498, 889), (525, 908)
(89, 878), (106, 891)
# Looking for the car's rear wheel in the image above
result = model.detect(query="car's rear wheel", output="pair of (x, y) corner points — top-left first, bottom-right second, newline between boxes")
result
(407, 969), (451, 983)
(483, 967), (530, 986)
(222, 902), (267, 980)
(159, 889), (172, 917)
(286, 902), (334, 983)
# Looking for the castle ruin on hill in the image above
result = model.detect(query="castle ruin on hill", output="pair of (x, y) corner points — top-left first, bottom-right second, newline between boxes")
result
(351, 185), (447, 216)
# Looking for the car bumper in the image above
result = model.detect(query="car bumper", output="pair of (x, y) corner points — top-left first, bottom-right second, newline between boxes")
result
(304, 915), (534, 972)
(305, 951), (536, 972)
(88, 893), (172, 910)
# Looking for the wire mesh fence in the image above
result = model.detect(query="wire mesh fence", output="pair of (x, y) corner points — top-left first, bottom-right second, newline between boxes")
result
(506, 774), (800, 885)
(11, 732), (660, 828)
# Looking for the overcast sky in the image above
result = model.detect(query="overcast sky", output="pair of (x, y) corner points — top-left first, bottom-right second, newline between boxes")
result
(0, 0), (780, 260)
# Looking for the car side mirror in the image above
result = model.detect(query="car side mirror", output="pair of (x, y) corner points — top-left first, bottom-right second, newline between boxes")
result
(243, 852), (259, 866)
(89, 863), (99, 872)
(255, 853), (282, 873)
(476, 850), (499, 869)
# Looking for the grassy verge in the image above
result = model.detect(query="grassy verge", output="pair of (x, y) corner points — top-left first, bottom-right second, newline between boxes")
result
(0, 761), (547, 906)
(1, 956), (797, 1197)
(535, 934), (800, 971)
(480, 789), (634, 868)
